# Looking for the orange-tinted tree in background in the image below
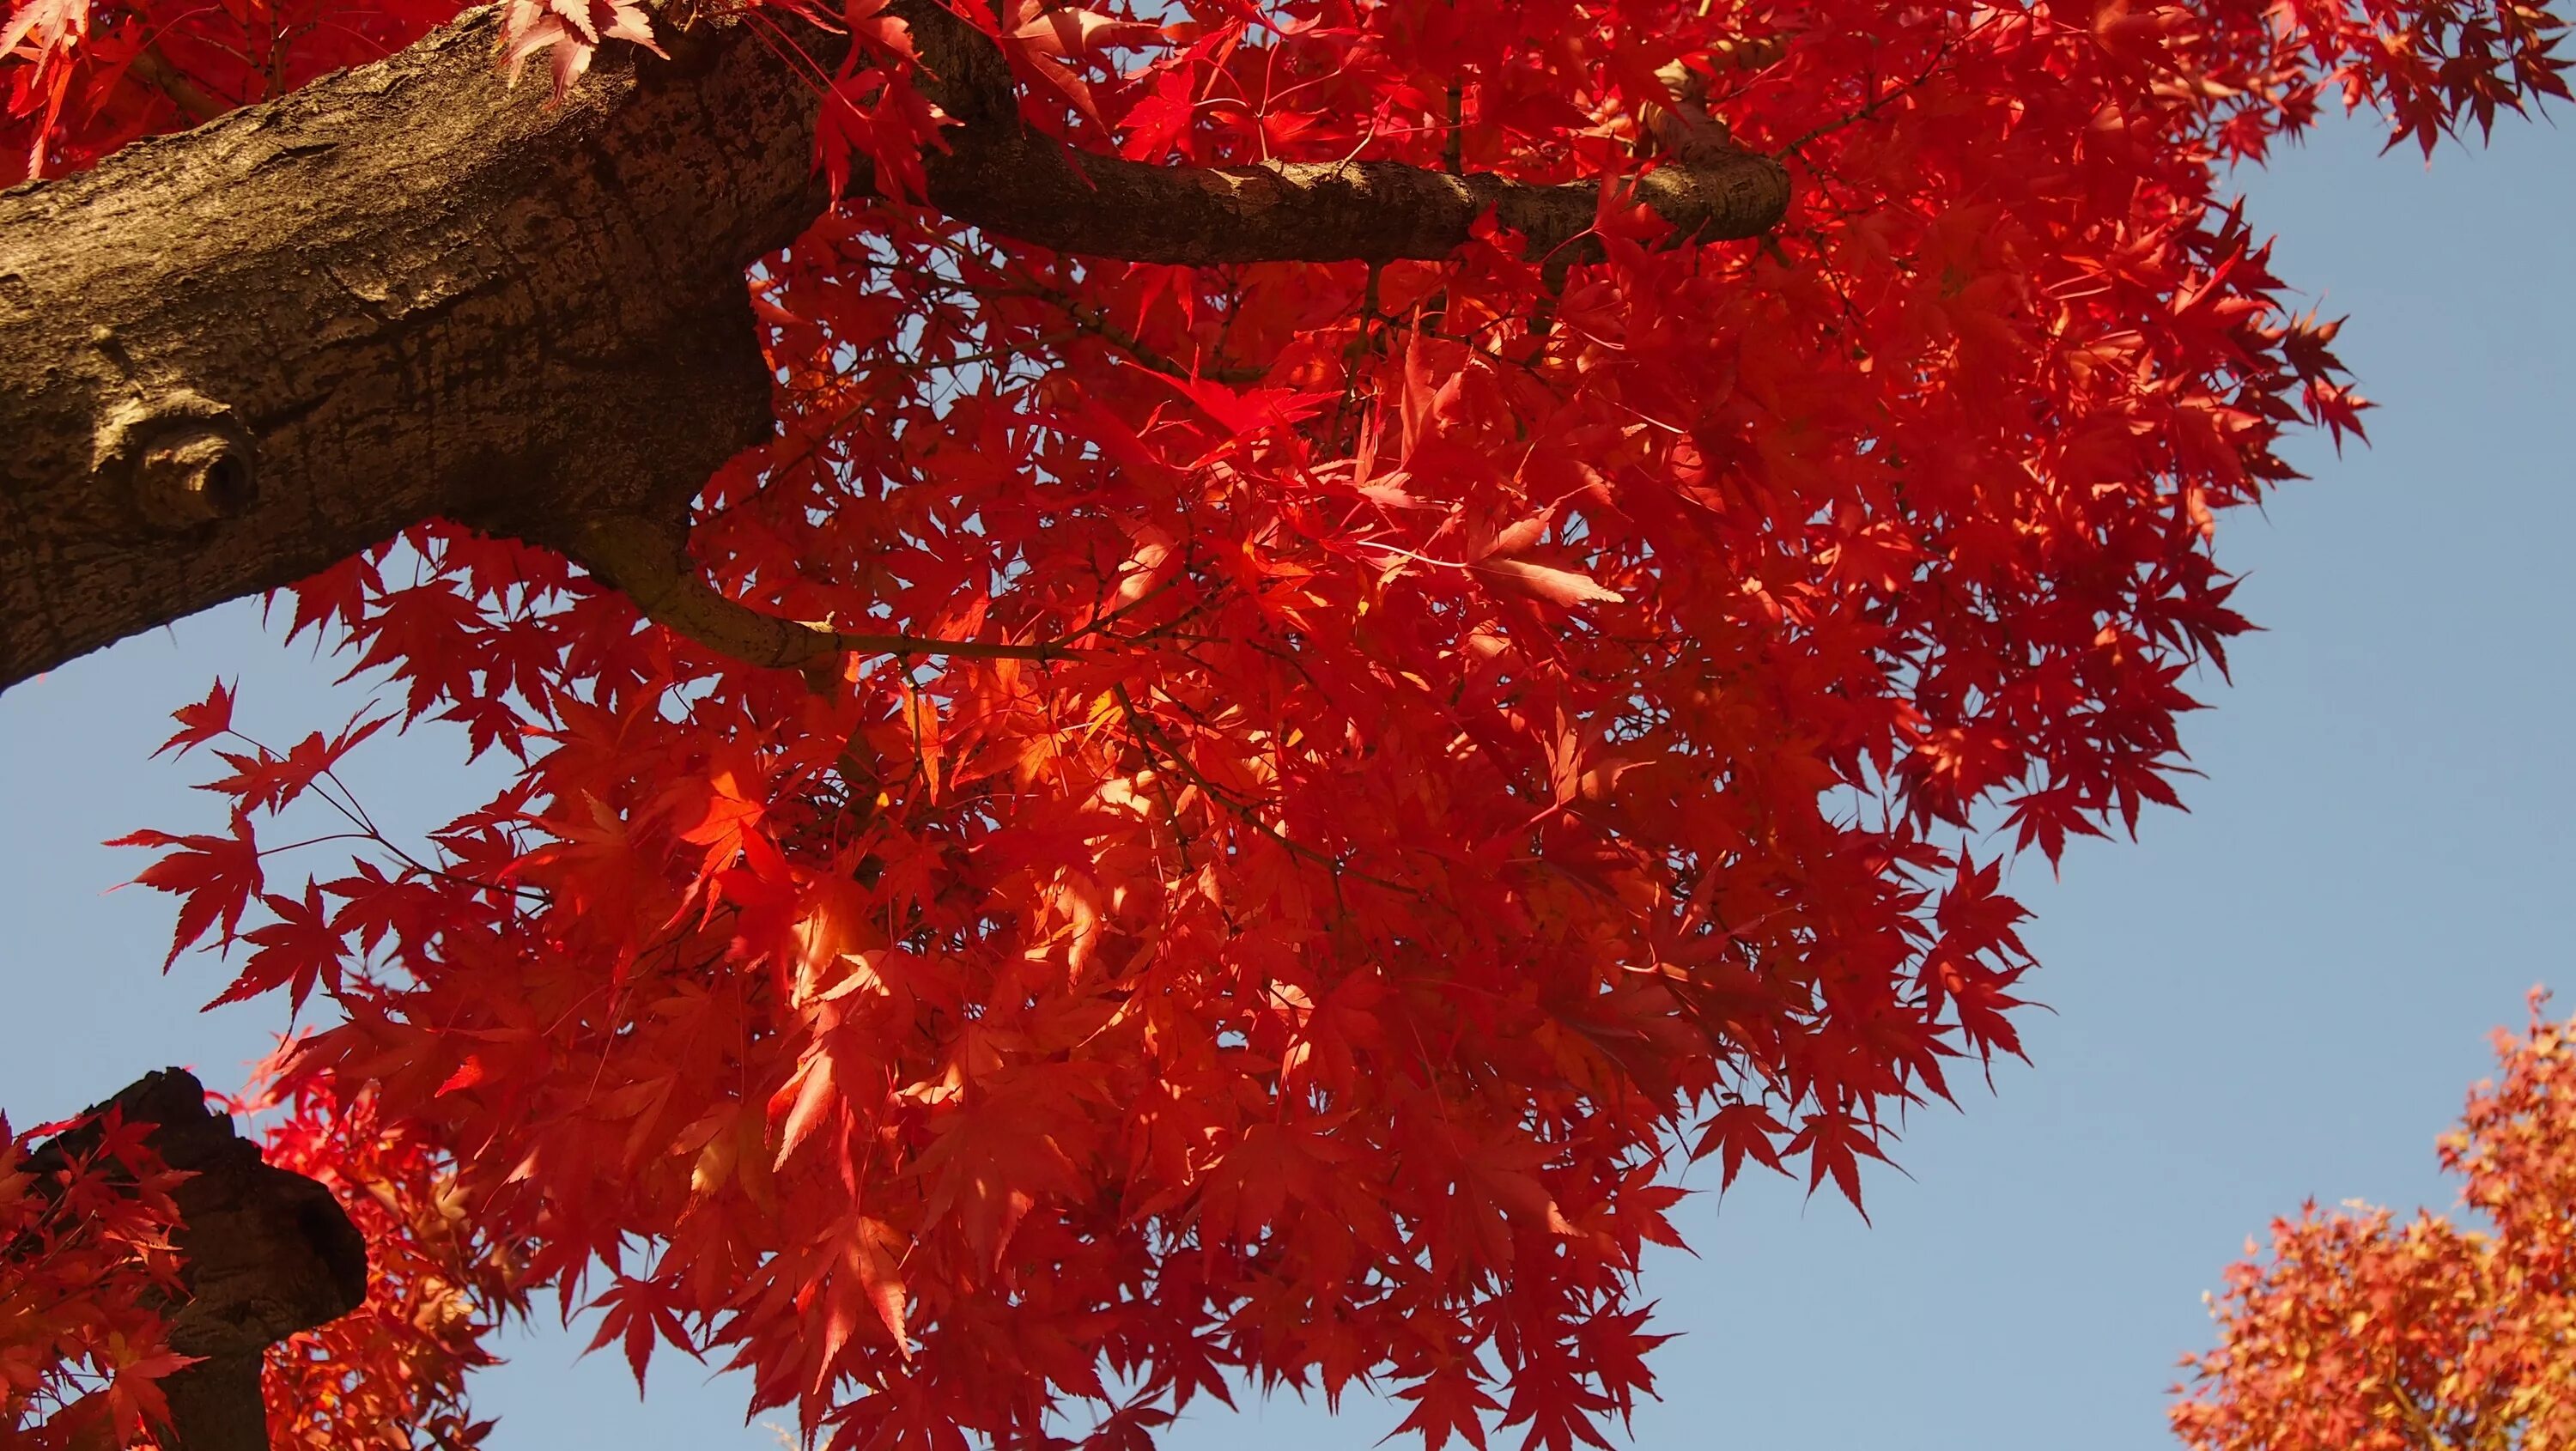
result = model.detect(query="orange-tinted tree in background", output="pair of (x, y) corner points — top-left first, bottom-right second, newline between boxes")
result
(2172, 993), (2576, 1451)
(4, 0), (2570, 1446)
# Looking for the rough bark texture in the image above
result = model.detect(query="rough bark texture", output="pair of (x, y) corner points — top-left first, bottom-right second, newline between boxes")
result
(0, 0), (1789, 691)
(24, 1069), (368, 1451)
(0, 8), (817, 691)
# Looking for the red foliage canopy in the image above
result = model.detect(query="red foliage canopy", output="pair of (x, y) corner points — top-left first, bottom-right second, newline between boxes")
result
(2, 0), (2566, 1445)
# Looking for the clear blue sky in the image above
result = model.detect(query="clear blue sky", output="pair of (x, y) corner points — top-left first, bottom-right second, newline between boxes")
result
(3, 110), (2567, 1450)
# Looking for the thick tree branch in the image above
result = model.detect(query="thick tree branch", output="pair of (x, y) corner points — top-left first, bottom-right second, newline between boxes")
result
(0, 9), (809, 691)
(0, 2), (1788, 690)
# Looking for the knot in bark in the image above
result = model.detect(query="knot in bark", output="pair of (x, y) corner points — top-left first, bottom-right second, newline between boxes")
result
(93, 392), (258, 533)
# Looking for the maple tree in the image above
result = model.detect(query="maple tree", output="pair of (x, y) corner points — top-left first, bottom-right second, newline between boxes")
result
(0, 0), (2568, 1442)
(2171, 992), (2576, 1451)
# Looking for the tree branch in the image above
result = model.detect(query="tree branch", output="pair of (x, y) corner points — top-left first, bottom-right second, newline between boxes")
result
(125, 45), (228, 126)
(894, 2), (1786, 266)
(568, 511), (1091, 674)
(0, 3), (1788, 691)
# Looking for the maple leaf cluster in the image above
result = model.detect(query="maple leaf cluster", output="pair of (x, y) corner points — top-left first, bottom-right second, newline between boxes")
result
(251, 1075), (528, 1451)
(0, 1108), (191, 1448)
(497, 0), (665, 97)
(2171, 992), (2576, 1450)
(3, 0), (2569, 1446)
(0, 0), (456, 179)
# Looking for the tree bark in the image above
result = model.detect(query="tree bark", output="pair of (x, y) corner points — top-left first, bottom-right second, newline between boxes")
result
(0, 1), (1788, 691)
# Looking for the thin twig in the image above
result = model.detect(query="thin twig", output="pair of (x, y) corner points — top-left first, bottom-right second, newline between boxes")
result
(1775, 41), (1953, 161)
(1111, 683), (1417, 897)
(126, 43), (226, 124)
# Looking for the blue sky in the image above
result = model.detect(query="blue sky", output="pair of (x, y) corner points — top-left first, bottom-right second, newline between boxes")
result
(3, 108), (2568, 1450)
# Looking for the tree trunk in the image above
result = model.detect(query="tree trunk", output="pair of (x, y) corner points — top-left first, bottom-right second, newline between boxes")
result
(0, 1), (1788, 691)
(22, 1070), (369, 1451)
